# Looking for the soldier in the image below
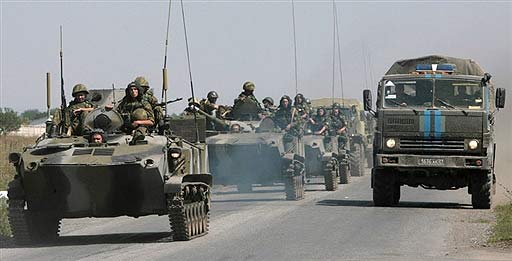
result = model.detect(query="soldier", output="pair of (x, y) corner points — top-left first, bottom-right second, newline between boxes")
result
(234, 81), (262, 110)
(183, 97), (202, 115)
(200, 91), (220, 115)
(293, 93), (311, 118)
(66, 84), (95, 136)
(89, 128), (106, 144)
(117, 82), (154, 143)
(262, 97), (277, 116)
(330, 103), (348, 148)
(272, 95), (301, 136)
(134, 76), (164, 128)
(309, 107), (329, 135)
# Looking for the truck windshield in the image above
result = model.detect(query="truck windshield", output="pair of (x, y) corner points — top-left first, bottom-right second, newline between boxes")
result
(383, 78), (484, 109)
(433, 79), (483, 109)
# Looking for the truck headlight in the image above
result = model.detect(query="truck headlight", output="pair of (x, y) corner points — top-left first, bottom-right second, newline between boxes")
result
(468, 139), (479, 150)
(386, 138), (396, 148)
(169, 148), (182, 159)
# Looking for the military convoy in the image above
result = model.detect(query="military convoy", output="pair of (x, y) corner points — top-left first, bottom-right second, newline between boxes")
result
(364, 55), (506, 208)
(7, 89), (212, 244)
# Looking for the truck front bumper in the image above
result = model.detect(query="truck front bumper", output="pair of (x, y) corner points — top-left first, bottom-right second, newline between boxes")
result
(375, 153), (491, 170)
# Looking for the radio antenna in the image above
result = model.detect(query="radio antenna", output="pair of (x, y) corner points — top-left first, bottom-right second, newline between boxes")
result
(162, 0), (172, 115)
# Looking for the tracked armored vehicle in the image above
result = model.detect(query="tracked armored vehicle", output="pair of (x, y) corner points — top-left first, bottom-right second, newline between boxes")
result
(363, 55), (506, 208)
(202, 101), (306, 200)
(7, 106), (212, 244)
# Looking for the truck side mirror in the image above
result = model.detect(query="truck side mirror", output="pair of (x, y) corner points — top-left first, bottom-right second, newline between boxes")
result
(363, 89), (372, 111)
(496, 88), (506, 109)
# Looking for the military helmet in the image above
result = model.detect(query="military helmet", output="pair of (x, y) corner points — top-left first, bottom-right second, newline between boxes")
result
(207, 91), (219, 100)
(125, 82), (144, 100)
(316, 106), (326, 115)
(131, 108), (148, 121)
(279, 95), (292, 107)
(294, 93), (305, 102)
(242, 81), (255, 91)
(72, 84), (89, 97)
(332, 102), (341, 109)
(262, 97), (274, 105)
(134, 76), (150, 89)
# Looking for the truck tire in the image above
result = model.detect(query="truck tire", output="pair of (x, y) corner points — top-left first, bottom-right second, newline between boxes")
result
(350, 143), (364, 177)
(339, 163), (350, 184)
(471, 171), (492, 209)
(324, 159), (338, 191)
(373, 169), (397, 207)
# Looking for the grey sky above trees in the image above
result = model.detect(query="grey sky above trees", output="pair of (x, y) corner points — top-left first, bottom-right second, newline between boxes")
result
(1, 0), (511, 121)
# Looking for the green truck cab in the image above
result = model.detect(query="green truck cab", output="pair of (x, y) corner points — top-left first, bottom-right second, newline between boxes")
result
(363, 55), (506, 208)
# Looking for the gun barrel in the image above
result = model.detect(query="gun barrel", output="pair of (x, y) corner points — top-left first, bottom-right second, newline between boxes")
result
(194, 107), (230, 130)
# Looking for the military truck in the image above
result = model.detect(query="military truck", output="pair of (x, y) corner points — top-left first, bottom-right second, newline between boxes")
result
(7, 101), (212, 244)
(311, 98), (373, 177)
(363, 55), (506, 208)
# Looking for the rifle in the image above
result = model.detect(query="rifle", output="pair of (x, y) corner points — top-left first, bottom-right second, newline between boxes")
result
(155, 97), (183, 107)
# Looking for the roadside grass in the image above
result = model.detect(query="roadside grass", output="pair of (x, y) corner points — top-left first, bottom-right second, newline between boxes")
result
(0, 135), (37, 238)
(490, 203), (512, 245)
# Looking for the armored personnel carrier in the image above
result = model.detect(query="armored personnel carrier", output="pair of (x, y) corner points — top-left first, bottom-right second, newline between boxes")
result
(7, 106), (212, 244)
(363, 55), (506, 208)
(202, 100), (306, 200)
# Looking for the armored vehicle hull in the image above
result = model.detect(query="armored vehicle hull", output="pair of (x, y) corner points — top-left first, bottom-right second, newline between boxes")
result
(8, 109), (212, 244)
(207, 119), (306, 200)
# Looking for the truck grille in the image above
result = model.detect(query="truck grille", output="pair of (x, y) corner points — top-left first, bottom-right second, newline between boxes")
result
(399, 138), (465, 152)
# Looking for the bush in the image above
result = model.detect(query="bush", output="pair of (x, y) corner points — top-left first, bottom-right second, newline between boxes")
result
(0, 108), (23, 134)
(491, 203), (512, 244)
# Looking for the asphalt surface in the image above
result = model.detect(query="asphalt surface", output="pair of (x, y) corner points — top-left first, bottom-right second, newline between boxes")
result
(0, 170), (502, 260)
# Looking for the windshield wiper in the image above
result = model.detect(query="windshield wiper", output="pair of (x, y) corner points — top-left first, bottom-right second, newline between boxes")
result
(435, 98), (468, 116)
(386, 99), (418, 115)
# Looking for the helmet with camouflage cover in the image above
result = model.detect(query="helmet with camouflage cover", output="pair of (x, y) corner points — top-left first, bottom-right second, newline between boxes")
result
(207, 91), (219, 100)
(279, 95), (292, 108)
(72, 84), (89, 97)
(294, 93), (305, 104)
(242, 81), (255, 92)
(263, 97), (274, 106)
(134, 76), (150, 89)
(132, 108), (148, 121)
(332, 102), (342, 109)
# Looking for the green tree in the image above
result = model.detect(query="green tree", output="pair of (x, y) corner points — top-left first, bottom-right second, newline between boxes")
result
(20, 109), (46, 123)
(0, 108), (22, 135)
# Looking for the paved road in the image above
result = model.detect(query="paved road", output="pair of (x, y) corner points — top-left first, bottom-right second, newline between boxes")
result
(1, 171), (502, 260)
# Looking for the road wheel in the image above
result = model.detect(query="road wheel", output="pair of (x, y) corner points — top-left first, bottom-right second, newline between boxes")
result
(372, 169), (396, 207)
(324, 159), (338, 191)
(285, 174), (305, 200)
(236, 182), (253, 193)
(168, 185), (210, 241)
(350, 143), (364, 177)
(339, 163), (350, 184)
(471, 171), (492, 209)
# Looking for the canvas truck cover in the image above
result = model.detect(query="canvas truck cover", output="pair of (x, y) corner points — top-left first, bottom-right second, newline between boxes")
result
(385, 55), (485, 76)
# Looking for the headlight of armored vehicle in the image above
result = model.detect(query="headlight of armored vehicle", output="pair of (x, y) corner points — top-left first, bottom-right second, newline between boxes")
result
(468, 139), (479, 150)
(385, 138), (396, 149)
(169, 148), (182, 159)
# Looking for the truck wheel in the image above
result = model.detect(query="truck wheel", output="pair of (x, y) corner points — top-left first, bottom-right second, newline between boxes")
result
(471, 171), (492, 209)
(324, 159), (338, 191)
(168, 185), (210, 241)
(285, 174), (305, 200)
(373, 169), (397, 207)
(339, 163), (350, 184)
(350, 143), (364, 177)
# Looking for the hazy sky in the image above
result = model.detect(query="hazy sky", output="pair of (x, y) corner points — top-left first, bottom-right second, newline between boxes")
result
(1, 0), (511, 118)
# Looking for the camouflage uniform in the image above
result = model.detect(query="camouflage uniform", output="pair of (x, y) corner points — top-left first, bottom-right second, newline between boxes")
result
(65, 84), (95, 136)
(117, 82), (155, 141)
(272, 95), (302, 136)
(293, 93), (311, 118)
(134, 76), (163, 128)
(234, 81), (262, 110)
(309, 107), (329, 133)
(262, 97), (277, 117)
(329, 104), (348, 148)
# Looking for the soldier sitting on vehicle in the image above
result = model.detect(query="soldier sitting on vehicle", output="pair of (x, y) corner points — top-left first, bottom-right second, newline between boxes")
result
(262, 97), (277, 116)
(133, 76), (164, 129)
(117, 82), (154, 143)
(232, 81), (263, 120)
(309, 107), (329, 135)
(330, 103), (348, 149)
(183, 97), (202, 115)
(200, 91), (220, 115)
(65, 84), (96, 136)
(293, 93), (311, 119)
(273, 95), (302, 136)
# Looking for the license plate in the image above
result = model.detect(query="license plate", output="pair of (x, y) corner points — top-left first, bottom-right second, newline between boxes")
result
(418, 158), (445, 166)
